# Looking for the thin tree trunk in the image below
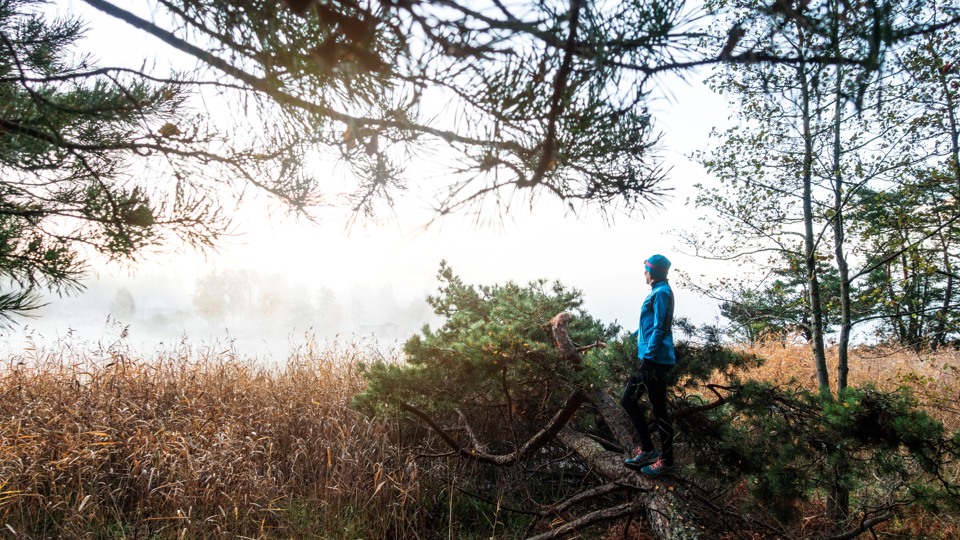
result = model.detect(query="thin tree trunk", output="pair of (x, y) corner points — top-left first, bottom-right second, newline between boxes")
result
(886, 261), (908, 342)
(933, 231), (953, 350)
(831, 62), (852, 395)
(935, 42), (960, 191)
(827, 14), (850, 521)
(798, 56), (831, 395)
(904, 252), (923, 348)
(921, 272), (932, 345)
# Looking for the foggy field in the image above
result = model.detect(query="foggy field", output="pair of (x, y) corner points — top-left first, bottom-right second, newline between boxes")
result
(1, 337), (957, 539)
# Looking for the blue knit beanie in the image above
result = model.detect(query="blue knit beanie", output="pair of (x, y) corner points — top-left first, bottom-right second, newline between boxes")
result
(644, 254), (671, 280)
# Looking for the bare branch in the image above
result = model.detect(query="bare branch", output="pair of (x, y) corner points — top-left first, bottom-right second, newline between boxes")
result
(546, 482), (636, 515)
(822, 511), (895, 540)
(400, 390), (587, 466)
(548, 312), (583, 370)
(525, 500), (646, 540)
(576, 340), (607, 354)
(672, 384), (737, 422)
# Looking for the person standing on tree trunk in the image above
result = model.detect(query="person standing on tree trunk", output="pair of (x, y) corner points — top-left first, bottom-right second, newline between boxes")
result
(621, 254), (676, 477)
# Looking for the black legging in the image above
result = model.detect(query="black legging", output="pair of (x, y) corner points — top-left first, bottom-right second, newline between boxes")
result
(620, 362), (674, 466)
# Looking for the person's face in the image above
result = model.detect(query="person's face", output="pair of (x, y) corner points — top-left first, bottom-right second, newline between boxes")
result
(644, 269), (653, 285)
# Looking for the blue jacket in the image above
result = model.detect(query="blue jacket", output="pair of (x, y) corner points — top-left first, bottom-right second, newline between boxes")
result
(637, 280), (675, 365)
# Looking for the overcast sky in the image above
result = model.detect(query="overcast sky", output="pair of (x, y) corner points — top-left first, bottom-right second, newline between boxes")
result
(5, 0), (736, 360)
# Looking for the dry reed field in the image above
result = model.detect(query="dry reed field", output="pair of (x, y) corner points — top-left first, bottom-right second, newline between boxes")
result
(3, 333), (959, 540)
(0, 336), (424, 539)
(739, 341), (960, 539)
(744, 341), (960, 430)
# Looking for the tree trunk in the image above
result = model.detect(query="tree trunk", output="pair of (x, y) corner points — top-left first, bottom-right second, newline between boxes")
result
(933, 231), (953, 350)
(555, 428), (702, 540)
(585, 387), (638, 452)
(903, 252), (923, 349)
(827, 13), (850, 521)
(932, 40), (960, 350)
(885, 261), (908, 342)
(797, 55), (831, 395)
(826, 488), (850, 524)
(545, 312), (702, 540)
(830, 62), (851, 395)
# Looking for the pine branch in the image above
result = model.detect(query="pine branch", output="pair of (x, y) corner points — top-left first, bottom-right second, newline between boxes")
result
(400, 390), (587, 466)
(672, 384), (737, 421)
(522, 0), (582, 189)
(81, 0), (529, 155)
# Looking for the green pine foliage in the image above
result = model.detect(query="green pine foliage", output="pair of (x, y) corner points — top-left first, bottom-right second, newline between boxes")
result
(355, 261), (619, 441)
(0, 0), (323, 326)
(0, 0), (194, 322)
(684, 379), (960, 523)
(358, 266), (960, 534)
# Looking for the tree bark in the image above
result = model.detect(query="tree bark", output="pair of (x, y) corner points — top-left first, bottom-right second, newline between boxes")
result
(586, 387), (638, 451)
(827, 10), (851, 521)
(932, 39), (960, 350)
(797, 53), (831, 395)
(934, 229), (955, 350)
(555, 428), (702, 540)
(546, 312), (703, 540)
(831, 60), (851, 396)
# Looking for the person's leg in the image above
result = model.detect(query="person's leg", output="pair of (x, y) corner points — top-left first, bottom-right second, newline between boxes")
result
(619, 374), (654, 453)
(644, 364), (674, 466)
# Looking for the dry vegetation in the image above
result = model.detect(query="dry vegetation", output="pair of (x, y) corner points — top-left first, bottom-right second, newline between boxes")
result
(735, 340), (960, 539)
(1, 334), (959, 539)
(0, 336), (424, 539)
(743, 341), (960, 431)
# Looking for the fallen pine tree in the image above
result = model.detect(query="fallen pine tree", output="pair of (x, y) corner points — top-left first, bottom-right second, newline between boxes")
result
(354, 263), (960, 539)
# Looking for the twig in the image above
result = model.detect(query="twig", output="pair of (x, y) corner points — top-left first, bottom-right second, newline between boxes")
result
(576, 340), (608, 354)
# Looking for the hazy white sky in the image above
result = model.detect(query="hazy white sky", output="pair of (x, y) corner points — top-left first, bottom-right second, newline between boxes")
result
(8, 0), (736, 359)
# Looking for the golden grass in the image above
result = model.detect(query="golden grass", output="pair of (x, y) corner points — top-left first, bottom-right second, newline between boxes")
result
(733, 340), (960, 539)
(3, 334), (958, 539)
(741, 340), (960, 429)
(0, 336), (423, 539)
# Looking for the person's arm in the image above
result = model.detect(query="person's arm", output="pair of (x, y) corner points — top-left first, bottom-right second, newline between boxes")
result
(641, 289), (671, 360)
